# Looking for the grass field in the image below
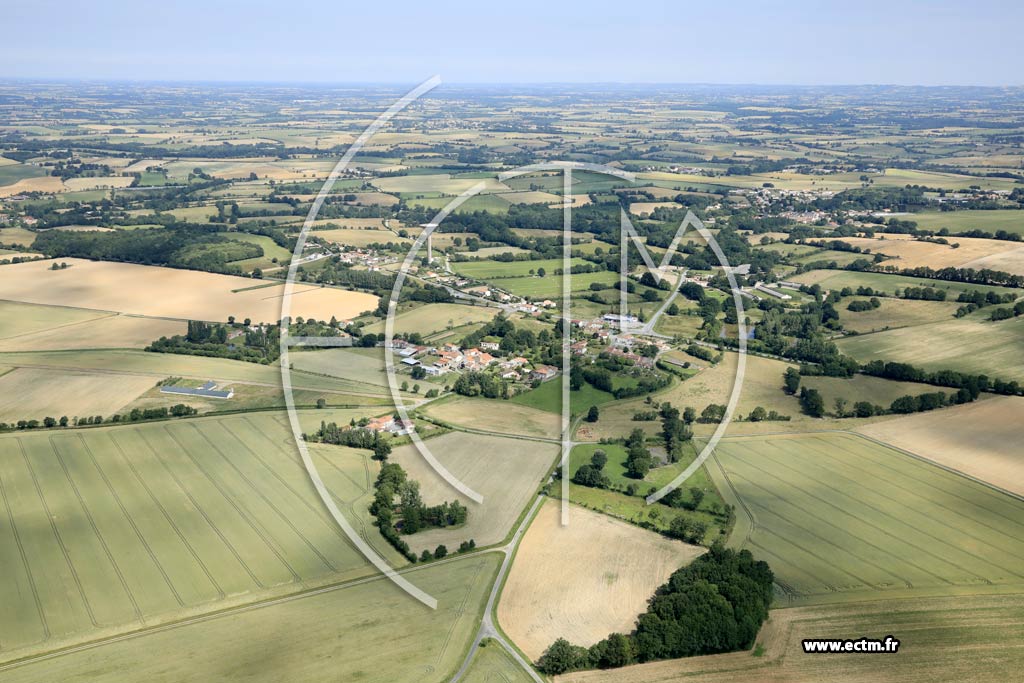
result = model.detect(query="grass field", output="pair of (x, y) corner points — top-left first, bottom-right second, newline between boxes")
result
(462, 640), (534, 683)
(587, 353), (803, 442)
(0, 227), (39, 246)
(799, 373), (943, 413)
(0, 411), (391, 662)
(836, 313), (1024, 382)
(421, 395), (560, 439)
(0, 301), (111, 339)
(288, 347), (416, 392)
(0, 258), (378, 323)
(0, 367), (156, 422)
(789, 268), (1021, 298)
(907, 209), (1024, 236)
(451, 258), (591, 280)
(361, 302), (498, 337)
(858, 395), (1024, 497)
(557, 593), (1024, 683)
(1, 553), (501, 682)
(836, 297), (960, 333)
(511, 378), (616, 415)
(710, 432), (1024, 604)
(388, 432), (558, 553)
(498, 499), (704, 659)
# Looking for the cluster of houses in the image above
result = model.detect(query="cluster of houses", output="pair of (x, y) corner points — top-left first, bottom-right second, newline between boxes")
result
(391, 338), (558, 382)
(363, 415), (416, 436)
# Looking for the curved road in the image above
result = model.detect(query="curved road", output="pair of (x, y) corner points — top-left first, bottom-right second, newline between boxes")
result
(451, 494), (546, 682)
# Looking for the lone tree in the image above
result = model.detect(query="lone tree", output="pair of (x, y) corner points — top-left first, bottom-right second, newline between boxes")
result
(783, 367), (801, 395)
(586, 405), (600, 422)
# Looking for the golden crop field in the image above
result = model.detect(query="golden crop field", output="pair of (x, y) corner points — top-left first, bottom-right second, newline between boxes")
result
(498, 500), (704, 659)
(858, 395), (1024, 497)
(0, 258), (378, 323)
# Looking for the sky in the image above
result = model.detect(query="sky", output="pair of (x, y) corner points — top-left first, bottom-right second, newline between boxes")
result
(4, 0), (1022, 86)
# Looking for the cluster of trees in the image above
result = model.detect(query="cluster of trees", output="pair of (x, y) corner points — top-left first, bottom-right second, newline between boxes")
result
(900, 286), (947, 301)
(846, 297), (881, 312)
(452, 371), (510, 399)
(368, 463), (470, 562)
(890, 392), (951, 414)
(536, 546), (774, 674)
(2, 402), (202, 433)
(989, 299), (1024, 321)
(147, 320), (280, 364)
(312, 420), (392, 460)
(659, 402), (693, 462)
(799, 387), (825, 417)
(860, 359), (1020, 397)
(624, 428), (654, 478)
(34, 225), (267, 275)
(572, 449), (611, 488)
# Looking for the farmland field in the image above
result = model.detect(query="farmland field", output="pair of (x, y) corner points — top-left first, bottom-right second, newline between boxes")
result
(421, 395), (560, 439)
(361, 302), (498, 336)
(498, 499), (704, 659)
(313, 227), (411, 247)
(836, 297), (961, 333)
(907, 209), (1024, 236)
(0, 411), (389, 663)
(0, 367), (156, 422)
(0, 258), (378, 323)
(710, 432), (1024, 604)
(557, 593), (1024, 683)
(824, 235), (1024, 275)
(462, 640), (534, 683)
(0, 309), (184, 352)
(388, 432), (558, 553)
(0, 553), (500, 682)
(858, 396), (1024, 497)
(0, 349), (377, 395)
(836, 314), (1024, 383)
(789, 268), (1021, 298)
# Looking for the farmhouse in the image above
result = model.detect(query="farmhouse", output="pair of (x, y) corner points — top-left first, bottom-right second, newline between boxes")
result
(531, 364), (558, 381)
(363, 415), (416, 435)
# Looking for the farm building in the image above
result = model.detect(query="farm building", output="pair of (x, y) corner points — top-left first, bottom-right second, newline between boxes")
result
(160, 380), (234, 399)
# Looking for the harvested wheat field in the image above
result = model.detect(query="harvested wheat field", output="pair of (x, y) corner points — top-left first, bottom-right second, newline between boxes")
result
(858, 395), (1024, 497)
(0, 311), (183, 351)
(557, 593), (1024, 683)
(0, 367), (156, 422)
(388, 432), (557, 553)
(827, 235), (1024, 274)
(498, 500), (704, 660)
(0, 258), (377, 323)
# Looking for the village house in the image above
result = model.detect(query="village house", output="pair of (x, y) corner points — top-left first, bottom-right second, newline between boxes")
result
(530, 364), (558, 381)
(570, 340), (588, 355)
(463, 348), (497, 371)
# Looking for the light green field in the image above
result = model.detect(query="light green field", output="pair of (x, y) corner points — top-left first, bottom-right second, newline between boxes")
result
(0, 553), (500, 682)
(500, 271), (621, 299)
(0, 411), (396, 662)
(836, 314), (1024, 383)
(288, 347), (418, 392)
(0, 227), (38, 246)
(837, 296), (961, 333)
(907, 209), (1024, 236)
(0, 349), (389, 396)
(799, 373), (945, 412)
(711, 432), (1024, 604)
(451, 257), (592, 279)
(511, 378), (615, 415)
(362, 302), (499, 336)
(462, 641), (534, 683)
(0, 301), (110, 339)
(790, 269), (1021, 298)
(411, 194), (513, 214)
(421, 395), (560, 439)
(222, 232), (293, 270)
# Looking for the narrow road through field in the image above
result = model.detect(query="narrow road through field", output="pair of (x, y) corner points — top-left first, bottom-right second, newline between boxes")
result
(451, 494), (546, 683)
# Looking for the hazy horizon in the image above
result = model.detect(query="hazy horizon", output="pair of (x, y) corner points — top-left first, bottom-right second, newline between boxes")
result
(4, 0), (1023, 87)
